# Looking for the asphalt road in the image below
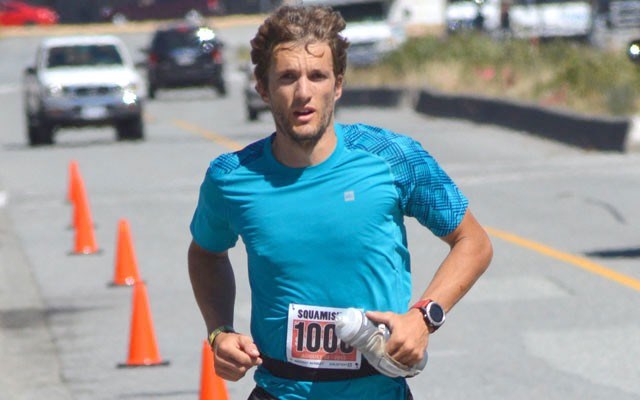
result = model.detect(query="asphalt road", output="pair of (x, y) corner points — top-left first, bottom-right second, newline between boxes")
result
(1, 22), (639, 400)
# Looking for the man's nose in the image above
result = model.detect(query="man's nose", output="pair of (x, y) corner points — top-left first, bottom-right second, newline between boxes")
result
(295, 77), (312, 99)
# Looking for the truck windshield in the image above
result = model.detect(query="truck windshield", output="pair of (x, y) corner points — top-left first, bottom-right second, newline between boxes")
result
(331, 2), (386, 23)
(46, 45), (123, 68)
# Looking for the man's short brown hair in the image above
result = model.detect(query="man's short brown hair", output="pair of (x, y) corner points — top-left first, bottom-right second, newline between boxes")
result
(250, 5), (350, 89)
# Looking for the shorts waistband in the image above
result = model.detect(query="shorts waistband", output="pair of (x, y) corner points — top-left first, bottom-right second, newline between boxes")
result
(260, 355), (380, 382)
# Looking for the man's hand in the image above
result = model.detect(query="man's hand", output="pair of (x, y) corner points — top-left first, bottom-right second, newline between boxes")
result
(213, 332), (262, 381)
(366, 309), (429, 368)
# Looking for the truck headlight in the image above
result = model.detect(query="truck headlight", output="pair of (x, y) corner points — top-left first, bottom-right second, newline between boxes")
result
(121, 82), (139, 105)
(44, 83), (64, 98)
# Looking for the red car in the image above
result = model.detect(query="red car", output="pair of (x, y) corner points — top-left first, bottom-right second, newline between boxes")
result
(0, 0), (58, 26)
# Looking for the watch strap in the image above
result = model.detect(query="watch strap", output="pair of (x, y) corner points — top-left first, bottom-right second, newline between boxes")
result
(410, 299), (444, 333)
(208, 325), (235, 348)
(411, 299), (432, 311)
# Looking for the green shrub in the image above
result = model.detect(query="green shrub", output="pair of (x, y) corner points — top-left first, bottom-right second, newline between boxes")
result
(349, 33), (640, 116)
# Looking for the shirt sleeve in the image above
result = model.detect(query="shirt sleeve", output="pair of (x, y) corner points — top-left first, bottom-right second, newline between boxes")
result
(396, 136), (468, 237)
(189, 166), (238, 252)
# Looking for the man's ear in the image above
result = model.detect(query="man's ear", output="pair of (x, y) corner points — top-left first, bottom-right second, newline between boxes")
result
(256, 80), (269, 103)
(334, 75), (344, 101)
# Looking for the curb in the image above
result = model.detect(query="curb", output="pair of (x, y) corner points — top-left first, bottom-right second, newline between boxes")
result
(0, 190), (73, 399)
(341, 87), (639, 153)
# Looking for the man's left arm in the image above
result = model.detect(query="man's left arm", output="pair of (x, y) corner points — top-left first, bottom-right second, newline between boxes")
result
(367, 209), (493, 367)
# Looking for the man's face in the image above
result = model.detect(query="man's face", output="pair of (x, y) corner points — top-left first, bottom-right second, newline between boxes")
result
(258, 41), (343, 146)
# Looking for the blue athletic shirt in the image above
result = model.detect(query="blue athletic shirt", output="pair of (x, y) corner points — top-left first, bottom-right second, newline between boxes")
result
(190, 123), (468, 399)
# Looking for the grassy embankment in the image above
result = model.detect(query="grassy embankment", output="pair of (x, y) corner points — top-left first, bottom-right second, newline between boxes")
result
(347, 33), (640, 117)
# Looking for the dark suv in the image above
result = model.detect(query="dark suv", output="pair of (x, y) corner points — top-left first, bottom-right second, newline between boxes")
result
(144, 22), (226, 98)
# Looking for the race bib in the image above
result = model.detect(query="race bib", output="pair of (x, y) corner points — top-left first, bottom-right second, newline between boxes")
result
(286, 304), (361, 370)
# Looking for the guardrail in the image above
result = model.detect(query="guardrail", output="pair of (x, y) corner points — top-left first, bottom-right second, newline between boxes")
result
(340, 87), (640, 153)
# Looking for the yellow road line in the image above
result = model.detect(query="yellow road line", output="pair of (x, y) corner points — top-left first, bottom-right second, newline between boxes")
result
(172, 119), (243, 151)
(485, 226), (640, 292)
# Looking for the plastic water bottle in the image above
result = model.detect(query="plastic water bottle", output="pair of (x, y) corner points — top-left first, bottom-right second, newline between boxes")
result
(335, 308), (427, 377)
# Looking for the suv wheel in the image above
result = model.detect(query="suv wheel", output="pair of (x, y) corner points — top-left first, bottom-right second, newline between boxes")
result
(116, 115), (144, 141)
(147, 84), (157, 99)
(214, 80), (227, 97)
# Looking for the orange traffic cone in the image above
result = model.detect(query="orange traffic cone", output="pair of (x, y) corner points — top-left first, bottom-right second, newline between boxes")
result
(109, 219), (142, 286)
(118, 282), (169, 367)
(70, 179), (100, 255)
(199, 340), (229, 400)
(67, 160), (80, 204)
(68, 161), (86, 229)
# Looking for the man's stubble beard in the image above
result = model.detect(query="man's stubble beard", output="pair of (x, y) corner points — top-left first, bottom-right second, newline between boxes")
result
(272, 100), (336, 149)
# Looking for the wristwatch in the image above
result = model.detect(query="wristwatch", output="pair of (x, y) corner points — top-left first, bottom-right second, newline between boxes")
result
(411, 299), (445, 333)
(208, 325), (235, 348)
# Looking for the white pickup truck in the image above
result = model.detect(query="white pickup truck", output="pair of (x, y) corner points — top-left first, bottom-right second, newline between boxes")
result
(303, 0), (409, 67)
(23, 35), (145, 146)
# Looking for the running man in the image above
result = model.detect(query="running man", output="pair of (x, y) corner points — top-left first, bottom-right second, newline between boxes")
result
(188, 5), (493, 399)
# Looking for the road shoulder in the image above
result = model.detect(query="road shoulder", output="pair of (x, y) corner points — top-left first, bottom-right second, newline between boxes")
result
(0, 189), (72, 399)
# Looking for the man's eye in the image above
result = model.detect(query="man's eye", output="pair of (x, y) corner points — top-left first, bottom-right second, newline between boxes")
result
(279, 73), (296, 82)
(310, 72), (328, 81)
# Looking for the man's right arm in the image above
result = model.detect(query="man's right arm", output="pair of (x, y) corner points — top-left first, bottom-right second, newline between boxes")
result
(187, 240), (261, 380)
(188, 240), (236, 334)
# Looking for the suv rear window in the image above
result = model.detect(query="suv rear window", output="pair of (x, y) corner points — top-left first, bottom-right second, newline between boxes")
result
(47, 45), (123, 68)
(152, 27), (217, 52)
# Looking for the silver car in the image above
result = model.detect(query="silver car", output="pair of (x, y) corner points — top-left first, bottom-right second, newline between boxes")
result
(243, 63), (269, 121)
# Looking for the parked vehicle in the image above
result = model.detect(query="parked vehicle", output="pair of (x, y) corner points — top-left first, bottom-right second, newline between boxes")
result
(445, 0), (593, 39)
(243, 63), (269, 121)
(509, 0), (593, 39)
(23, 35), (146, 146)
(0, 0), (58, 26)
(303, 0), (410, 67)
(100, 0), (223, 24)
(595, 0), (640, 29)
(446, 0), (501, 33)
(143, 22), (226, 99)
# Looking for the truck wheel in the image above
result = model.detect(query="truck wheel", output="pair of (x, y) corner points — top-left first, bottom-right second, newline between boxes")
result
(116, 116), (144, 141)
(27, 117), (54, 146)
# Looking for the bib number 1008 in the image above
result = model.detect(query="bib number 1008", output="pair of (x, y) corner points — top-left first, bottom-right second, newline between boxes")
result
(292, 320), (354, 358)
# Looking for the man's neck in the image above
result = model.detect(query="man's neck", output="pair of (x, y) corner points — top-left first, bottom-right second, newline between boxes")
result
(272, 127), (337, 168)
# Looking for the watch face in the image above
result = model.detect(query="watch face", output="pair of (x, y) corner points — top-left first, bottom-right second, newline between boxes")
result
(427, 302), (445, 325)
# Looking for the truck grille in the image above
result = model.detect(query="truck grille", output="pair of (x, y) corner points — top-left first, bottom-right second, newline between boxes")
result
(66, 85), (120, 97)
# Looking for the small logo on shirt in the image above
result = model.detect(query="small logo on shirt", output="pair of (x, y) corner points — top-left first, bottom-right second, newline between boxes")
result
(343, 190), (355, 202)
